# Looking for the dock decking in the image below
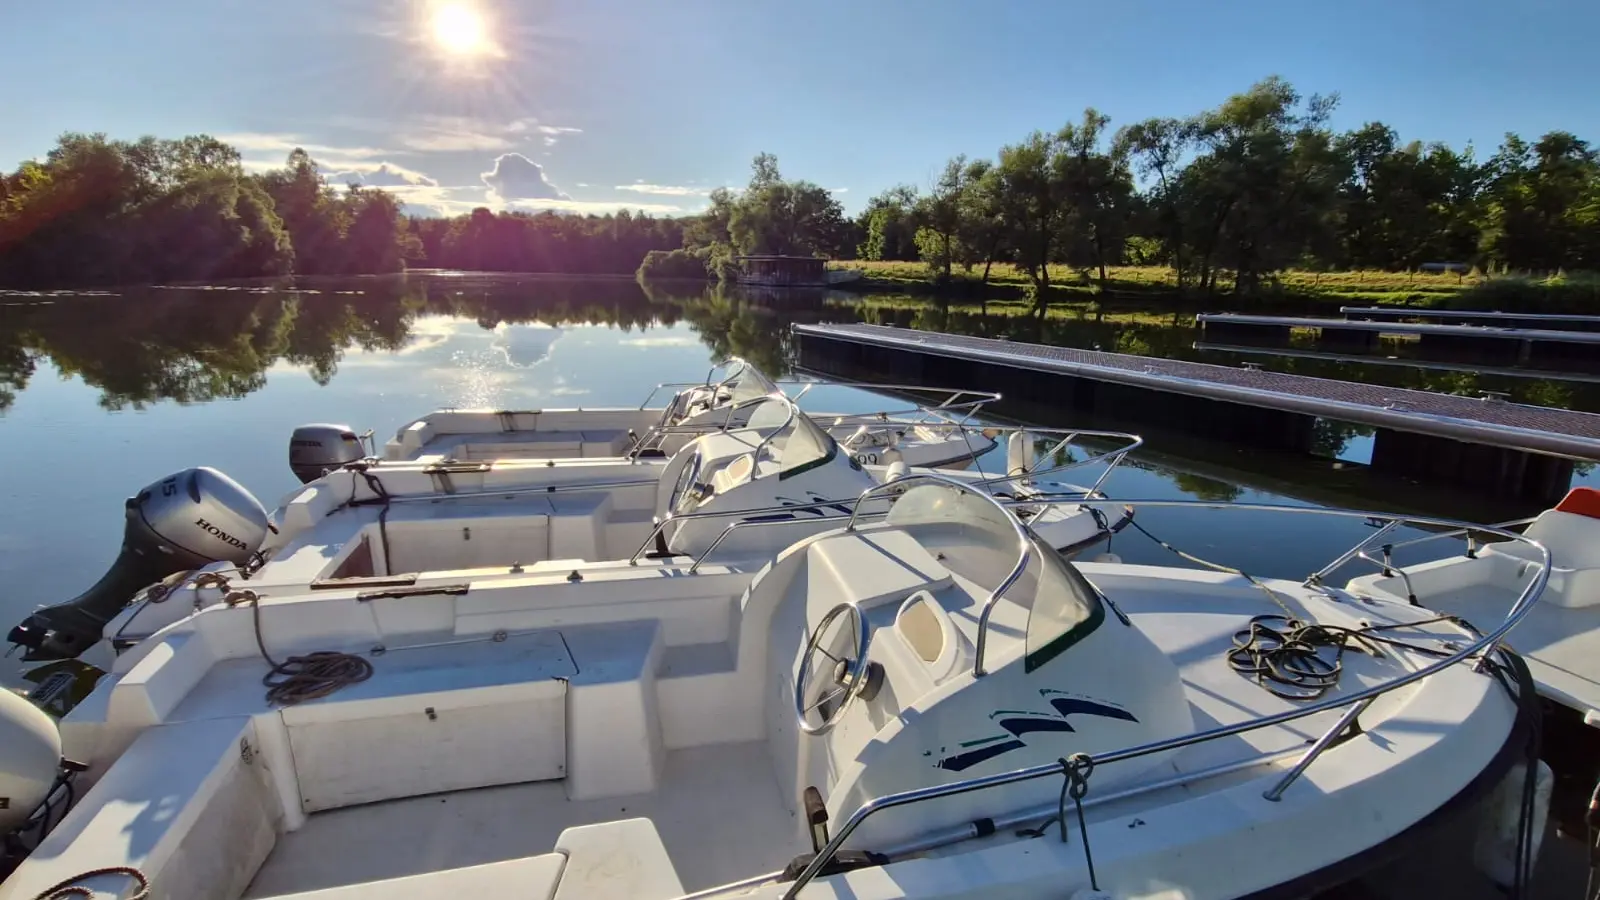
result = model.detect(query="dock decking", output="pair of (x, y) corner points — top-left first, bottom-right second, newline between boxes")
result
(792, 323), (1600, 504)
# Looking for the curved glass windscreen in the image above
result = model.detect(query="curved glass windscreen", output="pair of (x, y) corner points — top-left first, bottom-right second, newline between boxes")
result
(886, 483), (1104, 672)
(745, 398), (835, 478)
(720, 360), (781, 406)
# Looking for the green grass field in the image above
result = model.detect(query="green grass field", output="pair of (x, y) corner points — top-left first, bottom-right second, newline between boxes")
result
(827, 261), (1600, 311)
(830, 260), (1478, 295)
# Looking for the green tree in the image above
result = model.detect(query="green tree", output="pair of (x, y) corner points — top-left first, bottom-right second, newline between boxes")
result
(727, 153), (847, 257)
(855, 185), (919, 261)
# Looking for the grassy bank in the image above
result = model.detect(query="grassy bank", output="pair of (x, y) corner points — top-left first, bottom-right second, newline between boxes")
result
(828, 262), (1600, 312)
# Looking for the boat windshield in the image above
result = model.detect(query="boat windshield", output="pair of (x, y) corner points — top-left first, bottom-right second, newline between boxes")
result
(885, 484), (1103, 672)
(720, 361), (781, 406)
(745, 397), (836, 477)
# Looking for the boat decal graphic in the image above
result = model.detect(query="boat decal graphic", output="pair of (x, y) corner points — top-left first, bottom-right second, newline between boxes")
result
(932, 692), (1138, 772)
(741, 493), (854, 524)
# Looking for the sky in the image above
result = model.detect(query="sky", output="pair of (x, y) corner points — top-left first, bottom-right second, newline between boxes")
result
(3, 0), (1596, 218)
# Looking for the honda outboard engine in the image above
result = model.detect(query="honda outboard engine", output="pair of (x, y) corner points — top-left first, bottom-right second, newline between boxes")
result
(7, 468), (269, 661)
(289, 424), (365, 483)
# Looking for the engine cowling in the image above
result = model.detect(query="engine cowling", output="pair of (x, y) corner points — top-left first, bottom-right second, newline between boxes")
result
(290, 424), (364, 483)
(6, 468), (269, 661)
(0, 689), (60, 833)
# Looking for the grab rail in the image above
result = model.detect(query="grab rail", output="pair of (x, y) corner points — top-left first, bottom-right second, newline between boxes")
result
(628, 426), (1138, 572)
(843, 474), (1034, 678)
(1305, 513), (1539, 588)
(777, 498), (1548, 899)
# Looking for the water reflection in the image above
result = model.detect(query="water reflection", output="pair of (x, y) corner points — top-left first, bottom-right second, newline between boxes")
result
(6, 277), (1597, 425)
(0, 275), (864, 414)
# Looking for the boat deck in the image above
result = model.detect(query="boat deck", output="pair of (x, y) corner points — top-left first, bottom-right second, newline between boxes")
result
(244, 742), (797, 897)
(791, 323), (1600, 460)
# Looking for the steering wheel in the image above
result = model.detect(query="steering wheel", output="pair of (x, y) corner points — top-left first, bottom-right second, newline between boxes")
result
(794, 602), (879, 736)
(666, 450), (704, 514)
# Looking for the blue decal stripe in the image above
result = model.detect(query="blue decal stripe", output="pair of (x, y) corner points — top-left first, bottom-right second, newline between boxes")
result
(936, 740), (1025, 772)
(1048, 698), (1138, 723)
(998, 717), (1077, 738)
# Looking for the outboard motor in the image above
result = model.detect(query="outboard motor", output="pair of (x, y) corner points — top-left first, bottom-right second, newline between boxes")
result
(7, 468), (269, 661)
(289, 424), (365, 483)
(0, 689), (61, 833)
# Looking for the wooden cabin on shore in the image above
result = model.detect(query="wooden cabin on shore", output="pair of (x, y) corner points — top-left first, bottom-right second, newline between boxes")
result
(735, 255), (861, 288)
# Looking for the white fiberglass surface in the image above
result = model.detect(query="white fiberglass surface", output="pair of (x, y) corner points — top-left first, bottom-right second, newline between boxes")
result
(886, 484), (1104, 669)
(244, 743), (796, 897)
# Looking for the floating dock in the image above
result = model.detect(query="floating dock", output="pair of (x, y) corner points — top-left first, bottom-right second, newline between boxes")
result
(793, 323), (1600, 504)
(1341, 306), (1600, 332)
(1197, 312), (1600, 365)
(1192, 341), (1600, 384)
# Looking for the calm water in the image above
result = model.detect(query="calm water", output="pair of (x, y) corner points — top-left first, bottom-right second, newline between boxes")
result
(1, 272), (1588, 684)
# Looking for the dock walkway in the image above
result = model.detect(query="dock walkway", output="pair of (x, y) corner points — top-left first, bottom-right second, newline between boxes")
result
(792, 323), (1600, 503)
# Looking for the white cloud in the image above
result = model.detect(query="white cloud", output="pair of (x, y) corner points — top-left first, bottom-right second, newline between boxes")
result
(324, 162), (439, 188)
(382, 184), (488, 218)
(615, 183), (710, 197)
(219, 132), (394, 172)
(507, 198), (685, 215)
(399, 117), (582, 152)
(481, 153), (569, 201)
(830, 187), (849, 194)
(218, 132), (391, 160)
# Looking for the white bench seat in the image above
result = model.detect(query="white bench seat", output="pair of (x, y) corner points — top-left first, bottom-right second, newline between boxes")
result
(0, 716), (278, 900)
(553, 818), (684, 900)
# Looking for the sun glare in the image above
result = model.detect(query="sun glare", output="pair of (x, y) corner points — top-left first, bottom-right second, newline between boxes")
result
(429, 2), (491, 57)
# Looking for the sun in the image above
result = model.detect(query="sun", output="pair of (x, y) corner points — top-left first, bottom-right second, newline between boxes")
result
(429, 2), (491, 57)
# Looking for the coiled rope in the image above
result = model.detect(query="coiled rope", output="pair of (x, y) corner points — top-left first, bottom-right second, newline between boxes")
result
(1226, 612), (1465, 701)
(28, 865), (148, 899)
(223, 587), (373, 706)
(1125, 517), (1471, 701)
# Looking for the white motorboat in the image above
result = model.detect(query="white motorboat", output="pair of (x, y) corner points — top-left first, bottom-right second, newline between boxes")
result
(0, 481), (1547, 899)
(369, 358), (999, 471)
(1344, 486), (1600, 721)
(8, 395), (1139, 665)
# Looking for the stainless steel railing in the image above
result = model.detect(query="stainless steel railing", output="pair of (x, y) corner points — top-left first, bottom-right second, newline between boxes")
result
(842, 475), (1035, 678)
(628, 429), (1138, 573)
(775, 497), (1548, 899)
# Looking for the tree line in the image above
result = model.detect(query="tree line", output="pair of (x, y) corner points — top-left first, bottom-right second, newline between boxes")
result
(0, 133), (690, 288)
(5, 76), (1597, 294)
(846, 77), (1600, 299)
(0, 135), (420, 287)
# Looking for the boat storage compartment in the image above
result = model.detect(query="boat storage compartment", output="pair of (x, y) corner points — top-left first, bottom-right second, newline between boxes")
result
(282, 629), (576, 812)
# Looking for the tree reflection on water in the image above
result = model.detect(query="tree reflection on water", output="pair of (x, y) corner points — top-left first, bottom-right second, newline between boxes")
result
(2, 273), (1596, 477)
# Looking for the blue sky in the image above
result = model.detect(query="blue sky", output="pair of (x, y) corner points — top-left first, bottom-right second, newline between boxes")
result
(3, 0), (1595, 217)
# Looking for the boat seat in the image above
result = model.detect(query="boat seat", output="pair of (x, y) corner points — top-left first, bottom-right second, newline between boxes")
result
(257, 855), (568, 899)
(1492, 507), (1600, 609)
(549, 491), (612, 560)
(0, 716), (278, 900)
(274, 629), (576, 811)
(551, 818), (684, 900)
